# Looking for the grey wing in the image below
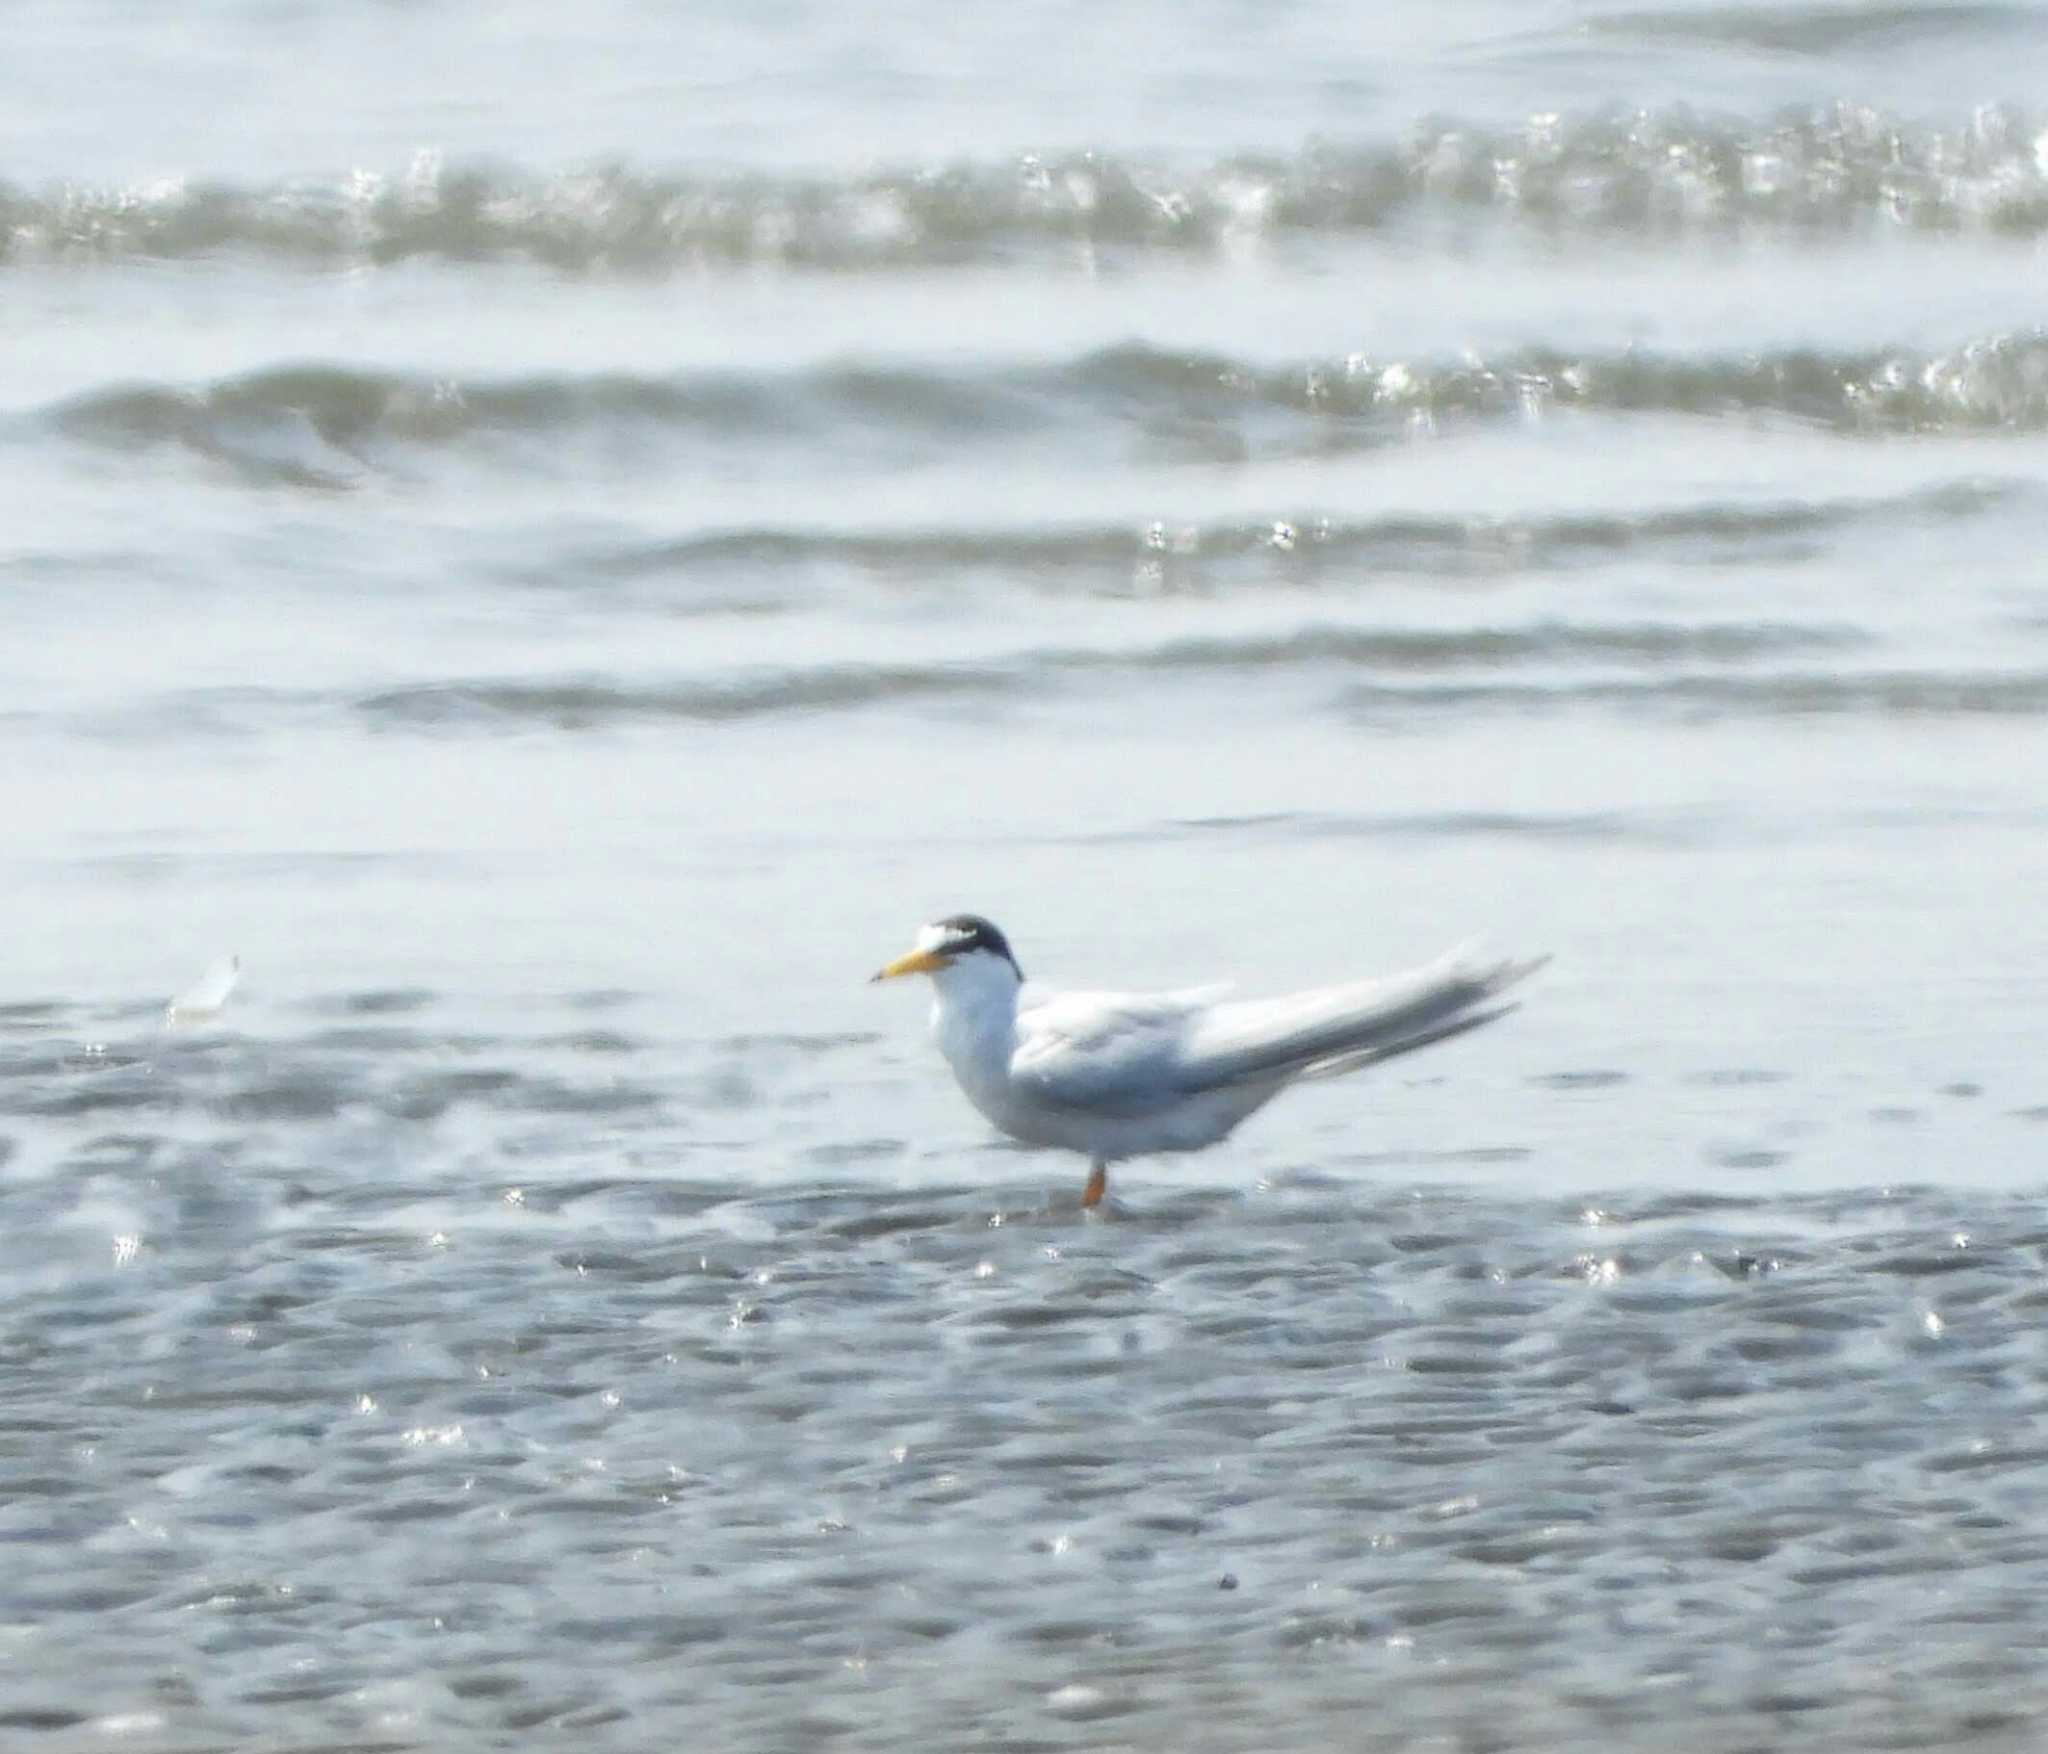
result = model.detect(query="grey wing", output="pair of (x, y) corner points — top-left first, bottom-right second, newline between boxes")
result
(1008, 986), (1226, 1117)
(1172, 947), (1546, 1092)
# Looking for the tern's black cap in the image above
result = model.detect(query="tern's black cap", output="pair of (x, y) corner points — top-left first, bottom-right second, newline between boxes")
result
(934, 914), (1023, 980)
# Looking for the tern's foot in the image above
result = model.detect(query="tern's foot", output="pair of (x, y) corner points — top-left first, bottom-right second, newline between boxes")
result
(1081, 1164), (1108, 1209)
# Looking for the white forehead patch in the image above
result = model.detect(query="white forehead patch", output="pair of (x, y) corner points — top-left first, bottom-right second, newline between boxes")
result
(915, 921), (957, 953)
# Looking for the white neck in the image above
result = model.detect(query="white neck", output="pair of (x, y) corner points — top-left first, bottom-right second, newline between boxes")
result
(928, 951), (1022, 1101)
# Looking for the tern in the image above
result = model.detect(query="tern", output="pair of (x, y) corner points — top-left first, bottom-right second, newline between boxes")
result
(872, 914), (1543, 1209)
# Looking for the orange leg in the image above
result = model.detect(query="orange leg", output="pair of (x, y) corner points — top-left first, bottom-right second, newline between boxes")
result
(1082, 1162), (1108, 1209)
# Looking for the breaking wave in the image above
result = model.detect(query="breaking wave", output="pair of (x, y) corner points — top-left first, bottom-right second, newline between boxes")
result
(35, 334), (2048, 495)
(10, 104), (2048, 271)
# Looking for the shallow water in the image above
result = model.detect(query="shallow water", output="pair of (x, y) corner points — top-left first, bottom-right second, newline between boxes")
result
(11, 998), (2048, 1750)
(9, 0), (2048, 1747)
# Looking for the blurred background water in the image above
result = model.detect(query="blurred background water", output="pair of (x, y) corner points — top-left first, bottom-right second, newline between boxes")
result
(9, 2), (2048, 1748)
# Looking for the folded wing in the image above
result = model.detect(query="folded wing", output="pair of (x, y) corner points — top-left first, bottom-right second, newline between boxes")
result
(1009, 985), (1229, 1117)
(1175, 947), (1545, 1091)
(1008, 948), (1542, 1117)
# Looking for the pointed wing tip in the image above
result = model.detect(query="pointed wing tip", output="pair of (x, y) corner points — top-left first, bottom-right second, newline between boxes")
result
(1443, 945), (1551, 995)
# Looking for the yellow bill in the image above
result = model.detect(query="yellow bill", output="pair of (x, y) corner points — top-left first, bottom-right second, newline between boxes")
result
(870, 945), (950, 982)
